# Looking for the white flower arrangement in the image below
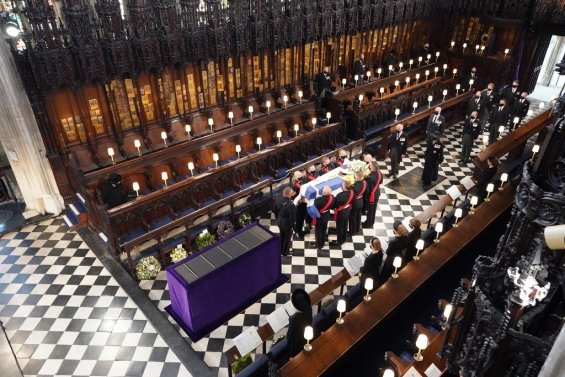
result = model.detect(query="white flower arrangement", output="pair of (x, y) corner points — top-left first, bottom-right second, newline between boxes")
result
(347, 159), (368, 174)
(170, 245), (188, 263)
(136, 256), (161, 280)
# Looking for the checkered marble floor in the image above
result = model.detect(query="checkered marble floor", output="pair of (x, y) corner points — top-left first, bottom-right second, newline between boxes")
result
(0, 218), (193, 377)
(138, 106), (548, 377)
(0, 103), (543, 377)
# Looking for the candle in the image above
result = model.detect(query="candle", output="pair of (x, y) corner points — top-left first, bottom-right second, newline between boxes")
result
(326, 112), (331, 123)
(185, 124), (192, 139)
(500, 172), (508, 190)
(107, 147), (115, 164)
(248, 105), (254, 119)
(412, 101), (418, 114)
(454, 208), (462, 227)
(256, 137), (262, 150)
(475, 44), (480, 53)
(208, 118), (214, 132)
(480, 45), (485, 54)
(132, 181), (140, 197)
(434, 66), (439, 77)
(188, 162), (194, 176)
(415, 73), (420, 83)
(354, 74), (359, 84)
(283, 95), (288, 109)
(456, 83), (461, 94)
(379, 87), (385, 98)
(235, 144), (241, 159)
(442, 63), (447, 75)
(213, 153), (219, 167)
(504, 48), (510, 58)
(388, 64), (393, 73)
(311, 117), (317, 127)
(394, 80), (399, 88)
(276, 130), (282, 143)
(425, 70), (430, 79)
(428, 95), (433, 107)
(469, 79), (474, 90)
(342, 78), (347, 86)
(418, 56), (422, 66)
(298, 90), (303, 103)
(409, 59), (413, 69)
(426, 53), (431, 61)
(228, 111), (234, 124)
(435, 51), (440, 61)
(531, 144), (540, 160)
(442, 89), (448, 101)
(452, 68), (457, 78)
(366, 70), (371, 81)
(394, 108), (400, 121)
(399, 62), (404, 70)
(405, 76), (411, 84)
(265, 101), (271, 114)
(161, 171), (168, 188)
(161, 131), (167, 147)
(134, 139), (141, 156)
(377, 68), (382, 78)
(450, 41), (455, 50)
(294, 123), (299, 136)
(462, 42), (467, 53)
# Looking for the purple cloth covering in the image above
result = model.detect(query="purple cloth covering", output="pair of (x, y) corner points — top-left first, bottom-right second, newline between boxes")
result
(166, 223), (282, 340)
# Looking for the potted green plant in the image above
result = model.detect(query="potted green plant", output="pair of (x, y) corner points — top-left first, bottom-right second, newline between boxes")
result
(231, 353), (253, 375)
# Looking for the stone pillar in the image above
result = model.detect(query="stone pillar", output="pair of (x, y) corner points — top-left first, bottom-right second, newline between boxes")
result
(0, 40), (64, 215)
(539, 36), (565, 86)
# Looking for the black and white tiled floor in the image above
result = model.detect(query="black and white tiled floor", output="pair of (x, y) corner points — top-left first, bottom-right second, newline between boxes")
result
(0, 103), (542, 377)
(140, 108), (547, 376)
(0, 220), (193, 377)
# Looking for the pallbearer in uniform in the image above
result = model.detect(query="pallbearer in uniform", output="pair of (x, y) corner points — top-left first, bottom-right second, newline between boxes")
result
(363, 160), (383, 229)
(319, 156), (335, 174)
(274, 187), (296, 256)
(291, 171), (309, 239)
(421, 137), (444, 189)
(313, 186), (334, 252)
(306, 165), (318, 181)
(335, 149), (348, 167)
(349, 171), (367, 236)
(459, 111), (481, 164)
(331, 183), (354, 246)
(388, 124), (408, 179)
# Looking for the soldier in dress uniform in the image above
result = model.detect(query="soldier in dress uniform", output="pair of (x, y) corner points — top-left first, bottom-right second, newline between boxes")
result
(362, 160), (383, 229)
(313, 186), (334, 252)
(349, 171), (367, 236)
(331, 182), (354, 246)
(291, 171), (309, 239)
(335, 149), (348, 167)
(274, 187), (296, 256)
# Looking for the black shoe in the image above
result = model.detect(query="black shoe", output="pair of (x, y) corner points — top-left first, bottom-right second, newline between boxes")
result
(304, 225), (312, 233)
(330, 240), (342, 247)
(294, 233), (304, 240)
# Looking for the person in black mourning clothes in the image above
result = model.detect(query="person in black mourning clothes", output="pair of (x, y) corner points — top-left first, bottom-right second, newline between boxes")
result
(404, 218), (422, 262)
(353, 53), (367, 85)
(274, 187), (296, 256)
(315, 66), (333, 99)
(349, 171), (367, 236)
(459, 111), (481, 164)
(510, 91), (530, 130)
(363, 160), (383, 229)
(360, 237), (384, 288)
(383, 49), (398, 75)
(101, 173), (127, 209)
(480, 83), (498, 126)
(426, 107), (445, 145)
(379, 222), (410, 285)
(501, 80), (521, 110)
(286, 288), (313, 358)
(342, 102), (359, 140)
(313, 186), (334, 252)
(473, 157), (498, 202)
(331, 182), (354, 246)
(466, 91), (482, 117)
(421, 137), (444, 189)
(388, 124), (408, 179)
(487, 98), (510, 144)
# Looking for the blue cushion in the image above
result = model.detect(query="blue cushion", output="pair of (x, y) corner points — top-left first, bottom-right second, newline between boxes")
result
(119, 227), (146, 244)
(150, 216), (173, 230)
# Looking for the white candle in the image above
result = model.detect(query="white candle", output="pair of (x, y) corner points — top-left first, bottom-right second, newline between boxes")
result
(415, 73), (420, 82)
(283, 95), (288, 108)
(326, 112), (331, 123)
(475, 44), (480, 52)
(188, 162), (194, 175)
(394, 108), (400, 116)
(469, 79), (474, 90)
(412, 101), (418, 114)
(298, 90), (303, 103)
(228, 111), (234, 124)
(235, 144), (241, 158)
(132, 181), (140, 197)
(208, 118), (214, 132)
(426, 53), (431, 61)
(428, 95), (433, 107)
(354, 74), (359, 83)
(405, 76), (410, 84)
(453, 68), (457, 78)
(450, 41), (455, 49)
(185, 124), (191, 139)
(388, 64), (393, 72)
(394, 80), (399, 87)
(294, 124), (299, 136)
(161, 131), (167, 147)
(248, 105), (254, 119)
(366, 71), (371, 80)
(462, 42), (467, 52)
(442, 89), (448, 100)
(434, 66), (439, 77)
(256, 137), (262, 150)
(399, 62), (404, 69)
(504, 48), (510, 58)
(377, 68), (382, 78)
(134, 139), (141, 156)
(418, 56), (423, 66)
(107, 147), (115, 164)
(342, 78), (347, 86)
(425, 70), (430, 79)
(213, 153), (219, 167)
(161, 172), (168, 187)
(276, 130), (282, 143)
(265, 101), (271, 114)
(358, 94), (364, 102)
(311, 117), (317, 126)
(409, 59), (413, 68)
(456, 83), (461, 93)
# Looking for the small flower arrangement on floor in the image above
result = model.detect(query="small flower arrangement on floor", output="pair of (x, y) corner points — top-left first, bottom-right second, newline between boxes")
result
(196, 229), (216, 250)
(238, 212), (252, 228)
(136, 256), (161, 280)
(170, 245), (188, 263)
(217, 220), (235, 239)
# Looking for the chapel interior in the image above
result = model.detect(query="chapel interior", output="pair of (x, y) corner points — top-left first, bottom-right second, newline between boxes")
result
(0, 0), (564, 376)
